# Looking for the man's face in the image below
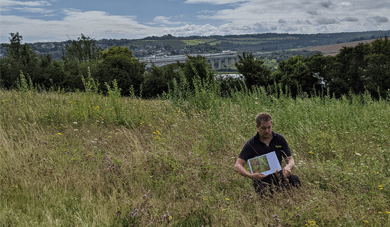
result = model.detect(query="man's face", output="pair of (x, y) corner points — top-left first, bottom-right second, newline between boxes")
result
(257, 120), (272, 139)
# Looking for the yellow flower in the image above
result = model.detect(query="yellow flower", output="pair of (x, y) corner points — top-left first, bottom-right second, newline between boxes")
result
(364, 220), (368, 223)
(221, 209), (226, 212)
(15, 186), (18, 188)
(308, 151), (314, 155)
(308, 220), (316, 225)
(57, 133), (62, 136)
(378, 185), (383, 188)
(226, 198), (230, 201)
(386, 211), (390, 214)
(203, 198), (205, 200)
(169, 216), (172, 220)
(378, 212), (382, 214)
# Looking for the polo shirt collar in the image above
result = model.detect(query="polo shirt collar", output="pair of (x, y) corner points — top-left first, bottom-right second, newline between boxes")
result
(256, 131), (276, 144)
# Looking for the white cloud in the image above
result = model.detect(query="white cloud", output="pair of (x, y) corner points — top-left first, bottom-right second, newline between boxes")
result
(1, 0), (390, 43)
(0, 10), (164, 42)
(0, 0), (51, 7)
(307, 10), (319, 15)
(368, 16), (389, 23)
(317, 18), (339, 24)
(12, 7), (54, 14)
(339, 2), (352, 7)
(195, 0), (390, 35)
(153, 16), (182, 25)
(321, 1), (331, 8)
(278, 19), (287, 23)
(342, 17), (358, 22)
(0, 0), (52, 13)
(185, 0), (247, 4)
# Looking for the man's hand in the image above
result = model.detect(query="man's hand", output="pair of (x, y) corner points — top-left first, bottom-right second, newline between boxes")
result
(282, 156), (295, 178)
(250, 172), (267, 181)
(282, 166), (292, 178)
(235, 158), (267, 180)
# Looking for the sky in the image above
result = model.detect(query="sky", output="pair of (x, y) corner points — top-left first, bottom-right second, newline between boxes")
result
(1, 0), (390, 43)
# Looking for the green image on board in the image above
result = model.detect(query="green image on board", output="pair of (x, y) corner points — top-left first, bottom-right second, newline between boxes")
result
(249, 156), (271, 173)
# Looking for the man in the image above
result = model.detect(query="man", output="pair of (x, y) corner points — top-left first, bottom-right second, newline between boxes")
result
(234, 112), (300, 197)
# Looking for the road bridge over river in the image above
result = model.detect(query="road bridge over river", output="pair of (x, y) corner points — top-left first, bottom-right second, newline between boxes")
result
(139, 52), (267, 70)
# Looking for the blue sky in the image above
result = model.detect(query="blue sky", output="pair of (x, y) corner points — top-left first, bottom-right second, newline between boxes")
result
(1, 0), (390, 43)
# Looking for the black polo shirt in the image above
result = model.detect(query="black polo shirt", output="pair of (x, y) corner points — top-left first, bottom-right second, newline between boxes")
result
(239, 132), (291, 165)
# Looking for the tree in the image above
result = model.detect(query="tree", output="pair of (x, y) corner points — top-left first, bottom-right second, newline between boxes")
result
(235, 52), (271, 89)
(304, 53), (334, 94)
(62, 34), (101, 63)
(3, 33), (23, 61)
(97, 46), (146, 96)
(142, 63), (180, 98)
(363, 37), (390, 98)
(273, 54), (329, 97)
(1, 33), (38, 89)
(181, 55), (214, 87)
(36, 54), (69, 90)
(325, 43), (370, 97)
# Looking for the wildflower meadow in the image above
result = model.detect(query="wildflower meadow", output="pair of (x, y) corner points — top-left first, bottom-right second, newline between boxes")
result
(0, 75), (389, 226)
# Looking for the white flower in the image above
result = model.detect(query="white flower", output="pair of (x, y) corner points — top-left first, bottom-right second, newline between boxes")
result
(355, 153), (361, 156)
(73, 122), (77, 124)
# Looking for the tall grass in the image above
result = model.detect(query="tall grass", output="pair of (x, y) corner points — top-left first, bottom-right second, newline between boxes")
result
(0, 74), (389, 226)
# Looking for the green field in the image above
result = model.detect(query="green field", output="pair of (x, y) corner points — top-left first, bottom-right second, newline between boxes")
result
(1, 84), (389, 226)
(207, 41), (222, 45)
(182, 39), (217, 46)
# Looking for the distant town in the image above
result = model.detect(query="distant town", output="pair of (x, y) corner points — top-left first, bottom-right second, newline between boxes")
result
(1, 30), (389, 63)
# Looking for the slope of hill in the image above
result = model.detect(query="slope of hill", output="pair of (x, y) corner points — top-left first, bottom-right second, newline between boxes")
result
(303, 39), (378, 56)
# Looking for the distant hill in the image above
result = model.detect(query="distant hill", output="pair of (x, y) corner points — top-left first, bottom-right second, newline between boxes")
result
(1, 30), (389, 60)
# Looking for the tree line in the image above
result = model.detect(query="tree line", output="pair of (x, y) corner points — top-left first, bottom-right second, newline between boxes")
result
(1, 33), (389, 99)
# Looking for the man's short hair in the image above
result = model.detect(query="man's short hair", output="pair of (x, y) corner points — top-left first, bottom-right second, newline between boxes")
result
(256, 112), (272, 127)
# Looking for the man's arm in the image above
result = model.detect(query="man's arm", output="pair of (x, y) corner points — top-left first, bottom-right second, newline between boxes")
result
(234, 158), (266, 181)
(282, 156), (295, 177)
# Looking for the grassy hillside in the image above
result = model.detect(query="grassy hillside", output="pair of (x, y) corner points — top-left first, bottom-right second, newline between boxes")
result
(0, 86), (389, 226)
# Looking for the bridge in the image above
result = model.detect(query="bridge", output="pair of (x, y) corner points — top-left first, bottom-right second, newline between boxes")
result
(139, 51), (240, 70)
